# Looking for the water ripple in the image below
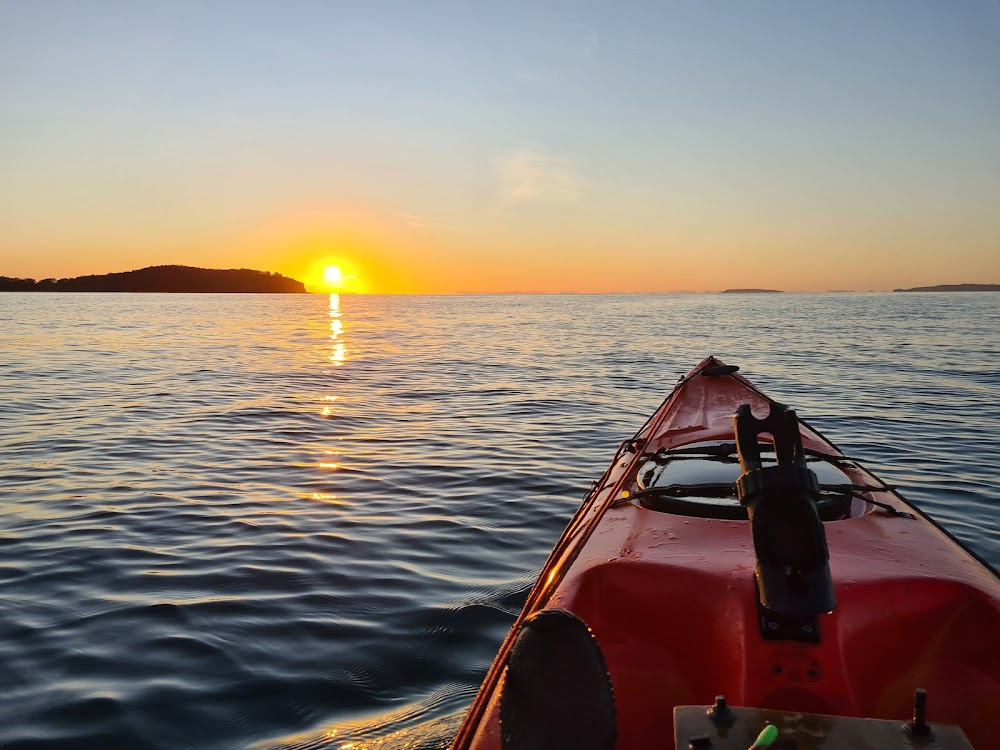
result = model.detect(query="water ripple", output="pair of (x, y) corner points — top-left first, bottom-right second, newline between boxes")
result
(0, 291), (997, 748)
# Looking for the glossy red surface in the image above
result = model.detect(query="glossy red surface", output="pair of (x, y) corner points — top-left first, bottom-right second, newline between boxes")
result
(453, 358), (1000, 750)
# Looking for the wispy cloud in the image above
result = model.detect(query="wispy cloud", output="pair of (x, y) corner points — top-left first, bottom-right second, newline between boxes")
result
(399, 212), (466, 231)
(499, 149), (588, 203)
(400, 212), (435, 229)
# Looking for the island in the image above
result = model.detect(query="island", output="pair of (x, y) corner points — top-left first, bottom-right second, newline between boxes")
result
(0, 265), (307, 293)
(721, 288), (784, 294)
(893, 284), (1000, 292)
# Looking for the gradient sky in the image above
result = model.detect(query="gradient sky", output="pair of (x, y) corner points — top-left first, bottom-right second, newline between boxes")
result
(2, 1), (998, 292)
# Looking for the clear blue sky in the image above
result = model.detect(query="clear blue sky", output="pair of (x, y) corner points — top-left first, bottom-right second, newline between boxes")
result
(2, 1), (998, 291)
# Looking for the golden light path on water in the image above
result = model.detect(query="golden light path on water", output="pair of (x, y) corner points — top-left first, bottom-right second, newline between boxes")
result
(312, 293), (346, 503)
(329, 293), (346, 368)
(250, 683), (465, 750)
(291, 294), (471, 748)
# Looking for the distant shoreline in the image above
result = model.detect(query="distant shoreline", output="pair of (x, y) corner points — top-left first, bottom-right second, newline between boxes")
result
(0, 265), (307, 293)
(720, 288), (784, 294)
(893, 283), (1000, 292)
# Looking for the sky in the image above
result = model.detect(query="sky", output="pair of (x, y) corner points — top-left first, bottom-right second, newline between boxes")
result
(1, 1), (998, 293)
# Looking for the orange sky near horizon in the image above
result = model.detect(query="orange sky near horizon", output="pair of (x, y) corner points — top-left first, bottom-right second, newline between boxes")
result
(5, 195), (996, 294)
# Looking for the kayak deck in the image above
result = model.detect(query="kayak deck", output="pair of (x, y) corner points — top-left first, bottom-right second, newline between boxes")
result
(547, 506), (998, 746)
(454, 358), (1000, 750)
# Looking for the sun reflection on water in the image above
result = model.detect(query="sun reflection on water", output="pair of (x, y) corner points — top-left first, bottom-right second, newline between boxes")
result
(329, 293), (346, 366)
(320, 395), (337, 416)
(310, 493), (341, 502)
(312, 294), (347, 503)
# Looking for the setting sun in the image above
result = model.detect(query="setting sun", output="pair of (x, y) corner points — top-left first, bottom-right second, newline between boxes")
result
(287, 255), (367, 293)
(323, 265), (345, 289)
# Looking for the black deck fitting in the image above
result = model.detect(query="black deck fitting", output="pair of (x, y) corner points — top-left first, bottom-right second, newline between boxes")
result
(707, 695), (735, 727)
(905, 688), (933, 738)
(734, 402), (837, 622)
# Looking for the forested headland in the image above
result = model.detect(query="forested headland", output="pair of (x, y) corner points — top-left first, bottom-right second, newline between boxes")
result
(0, 266), (307, 293)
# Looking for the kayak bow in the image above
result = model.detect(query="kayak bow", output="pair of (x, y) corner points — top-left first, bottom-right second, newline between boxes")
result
(453, 357), (1000, 750)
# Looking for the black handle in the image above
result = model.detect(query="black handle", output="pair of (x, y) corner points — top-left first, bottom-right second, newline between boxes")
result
(734, 402), (837, 623)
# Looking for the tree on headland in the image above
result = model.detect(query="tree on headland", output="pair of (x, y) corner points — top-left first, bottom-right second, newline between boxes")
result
(0, 276), (39, 291)
(0, 266), (307, 293)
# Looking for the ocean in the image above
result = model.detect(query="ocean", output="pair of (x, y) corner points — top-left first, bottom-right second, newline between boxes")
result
(1, 292), (997, 749)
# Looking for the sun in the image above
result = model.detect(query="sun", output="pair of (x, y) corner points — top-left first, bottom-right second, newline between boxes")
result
(292, 256), (364, 292)
(323, 265), (345, 289)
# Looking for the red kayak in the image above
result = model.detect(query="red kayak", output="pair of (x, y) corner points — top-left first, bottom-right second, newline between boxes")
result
(452, 357), (1000, 750)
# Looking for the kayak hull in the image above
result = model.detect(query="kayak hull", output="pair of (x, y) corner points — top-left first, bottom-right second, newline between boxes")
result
(453, 358), (1000, 750)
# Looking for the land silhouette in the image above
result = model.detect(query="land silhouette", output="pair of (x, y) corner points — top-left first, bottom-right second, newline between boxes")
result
(0, 266), (307, 293)
(893, 283), (1000, 292)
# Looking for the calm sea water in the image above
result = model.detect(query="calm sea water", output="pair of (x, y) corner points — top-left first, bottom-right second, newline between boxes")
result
(1, 292), (997, 749)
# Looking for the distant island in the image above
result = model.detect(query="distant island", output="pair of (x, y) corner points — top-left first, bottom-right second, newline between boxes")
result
(0, 265), (307, 293)
(893, 283), (1000, 292)
(721, 288), (784, 294)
